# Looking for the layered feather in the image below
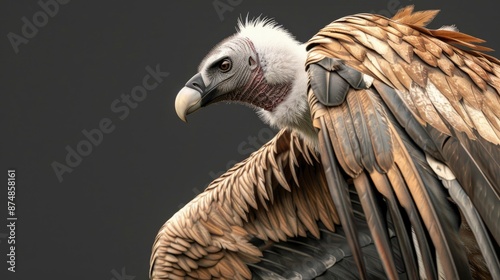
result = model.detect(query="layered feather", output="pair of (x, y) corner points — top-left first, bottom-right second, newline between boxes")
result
(150, 130), (339, 279)
(308, 6), (500, 145)
(306, 5), (499, 279)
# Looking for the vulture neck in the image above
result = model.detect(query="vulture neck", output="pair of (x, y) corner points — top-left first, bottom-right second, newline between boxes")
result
(257, 44), (318, 147)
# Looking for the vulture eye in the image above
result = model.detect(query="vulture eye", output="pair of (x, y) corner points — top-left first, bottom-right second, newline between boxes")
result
(219, 59), (232, 73)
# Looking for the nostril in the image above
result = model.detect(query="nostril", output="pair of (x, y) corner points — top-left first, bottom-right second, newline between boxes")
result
(191, 82), (203, 92)
(185, 73), (205, 93)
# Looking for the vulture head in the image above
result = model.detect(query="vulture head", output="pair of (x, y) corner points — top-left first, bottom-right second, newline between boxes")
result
(175, 19), (317, 142)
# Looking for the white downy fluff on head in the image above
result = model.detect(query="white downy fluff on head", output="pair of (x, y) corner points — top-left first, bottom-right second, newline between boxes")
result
(236, 17), (317, 145)
(236, 17), (305, 84)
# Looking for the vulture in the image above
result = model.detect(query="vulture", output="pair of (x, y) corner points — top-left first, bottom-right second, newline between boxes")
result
(151, 6), (500, 280)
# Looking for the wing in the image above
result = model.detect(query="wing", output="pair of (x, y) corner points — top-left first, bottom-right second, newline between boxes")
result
(150, 129), (343, 279)
(306, 5), (500, 280)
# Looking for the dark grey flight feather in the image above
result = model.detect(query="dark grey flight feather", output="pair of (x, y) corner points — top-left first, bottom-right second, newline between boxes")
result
(318, 117), (368, 279)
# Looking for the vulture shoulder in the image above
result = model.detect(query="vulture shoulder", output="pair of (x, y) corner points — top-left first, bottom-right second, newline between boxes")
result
(150, 129), (341, 279)
(306, 5), (500, 280)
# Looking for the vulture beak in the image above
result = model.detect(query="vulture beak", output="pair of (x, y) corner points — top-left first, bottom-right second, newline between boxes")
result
(175, 72), (225, 122)
(175, 73), (204, 122)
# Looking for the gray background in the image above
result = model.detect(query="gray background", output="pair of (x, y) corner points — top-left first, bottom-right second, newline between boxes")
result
(1, 0), (498, 279)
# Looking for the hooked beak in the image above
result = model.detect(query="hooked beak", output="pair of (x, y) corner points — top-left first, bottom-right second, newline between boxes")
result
(175, 72), (228, 122)
(175, 73), (205, 122)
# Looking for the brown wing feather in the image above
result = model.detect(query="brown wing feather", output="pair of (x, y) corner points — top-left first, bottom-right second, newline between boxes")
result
(150, 130), (339, 280)
(306, 6), (500, 279)
(307, 6), (500, 145)
(391, 5), (439, 27)
(309, 86), (472, 279)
